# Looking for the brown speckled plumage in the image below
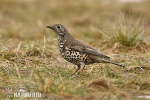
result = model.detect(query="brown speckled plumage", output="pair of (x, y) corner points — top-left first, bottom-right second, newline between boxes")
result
(47, 24), (125, 75)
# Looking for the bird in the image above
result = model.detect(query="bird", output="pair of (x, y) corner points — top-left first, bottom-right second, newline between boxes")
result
(46, 24), (125, 75)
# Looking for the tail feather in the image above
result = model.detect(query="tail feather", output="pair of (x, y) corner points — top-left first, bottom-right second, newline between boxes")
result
(107, 61), (125, 68)
(99, 54), (110, 61)
(98, 58), (125, 68)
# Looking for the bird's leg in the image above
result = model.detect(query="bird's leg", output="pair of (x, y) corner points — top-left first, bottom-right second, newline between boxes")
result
(71, 65), (81, 76)
(79, 62), (85, 76)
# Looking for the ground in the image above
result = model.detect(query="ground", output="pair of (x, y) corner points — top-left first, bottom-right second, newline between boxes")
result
(0, 0), (150, 100)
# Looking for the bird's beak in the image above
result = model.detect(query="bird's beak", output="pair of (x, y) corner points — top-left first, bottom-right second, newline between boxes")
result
(46, 26), (54, 29)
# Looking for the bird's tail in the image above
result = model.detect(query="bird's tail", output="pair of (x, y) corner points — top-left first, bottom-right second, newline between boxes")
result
(98, 58), (125, 68)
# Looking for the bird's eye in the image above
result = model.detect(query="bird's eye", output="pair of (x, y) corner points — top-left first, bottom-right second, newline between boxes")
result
(57, 25), (61, 29)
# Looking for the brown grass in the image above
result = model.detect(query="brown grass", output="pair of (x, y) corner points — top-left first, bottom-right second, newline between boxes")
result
(0, 0), (150, 100)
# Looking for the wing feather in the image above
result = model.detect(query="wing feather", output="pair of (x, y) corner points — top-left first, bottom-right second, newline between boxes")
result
(67, 41), (110, 60)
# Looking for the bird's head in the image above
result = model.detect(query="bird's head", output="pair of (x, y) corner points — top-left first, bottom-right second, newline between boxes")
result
(47, 24), (67, 36)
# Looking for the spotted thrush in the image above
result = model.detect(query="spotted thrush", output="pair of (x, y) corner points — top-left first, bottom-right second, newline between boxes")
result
(47, 24), (125, 75)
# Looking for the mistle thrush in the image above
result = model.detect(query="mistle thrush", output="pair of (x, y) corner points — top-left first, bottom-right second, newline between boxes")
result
(47, 24), (125, 75)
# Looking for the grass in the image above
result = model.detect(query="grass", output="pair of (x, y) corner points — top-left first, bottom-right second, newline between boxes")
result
(110, 16), (147, 51)
(0, 0), (150, 100)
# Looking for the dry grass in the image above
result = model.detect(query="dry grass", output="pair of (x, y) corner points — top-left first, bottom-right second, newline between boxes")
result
(0, 0), (150, 100)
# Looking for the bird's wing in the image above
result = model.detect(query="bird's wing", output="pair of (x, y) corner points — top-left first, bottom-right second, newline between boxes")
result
(68, 42), (110, 60)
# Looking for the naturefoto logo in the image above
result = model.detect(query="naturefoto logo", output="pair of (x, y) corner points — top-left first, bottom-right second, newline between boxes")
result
(14, 89), (42, 97)
(6, 85), (46, 98)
